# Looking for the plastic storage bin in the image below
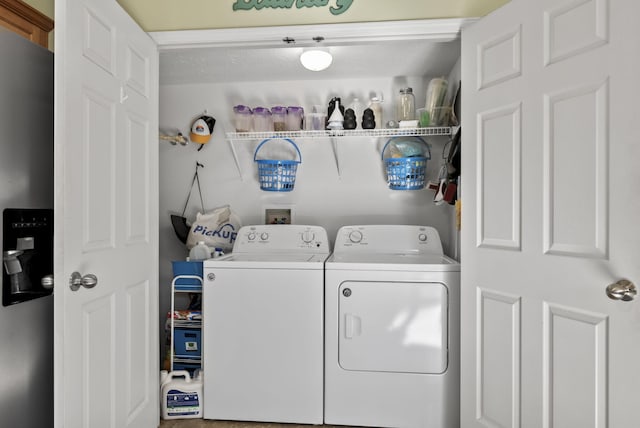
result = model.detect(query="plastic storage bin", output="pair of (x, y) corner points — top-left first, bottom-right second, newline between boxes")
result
(254, 138), (302, 192)
(171, 362), (201, 376)
(171, 261), (203, 288)
(174, 328), (202, 359)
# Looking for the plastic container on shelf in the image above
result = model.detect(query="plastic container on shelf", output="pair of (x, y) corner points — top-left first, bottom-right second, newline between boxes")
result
(417, 107), (430, 127)
(327, 99), (344, 131)
(396, 87), (416, 122)
(327, 97), (344, 123)
(286, 106), (304, 131)
(252, 107), (273, 132)
(431, 106), (455, 126)
(188, 241), (210, 261)
(305, 113), (326, 130)
(233, 105), (252, 132)
(271, 106), (287, 131)
(368, 96), (383, 129)
(425, 78), (449, 120)
(348, 97), (363, 129)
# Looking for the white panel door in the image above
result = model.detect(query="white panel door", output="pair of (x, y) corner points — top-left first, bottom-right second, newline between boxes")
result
(461, 0), (640, 427)
(54, 0), (159, 427)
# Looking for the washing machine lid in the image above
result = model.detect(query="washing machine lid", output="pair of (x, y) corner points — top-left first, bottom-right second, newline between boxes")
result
(326, 252), (459, 271)
(204, 252), (328, 269)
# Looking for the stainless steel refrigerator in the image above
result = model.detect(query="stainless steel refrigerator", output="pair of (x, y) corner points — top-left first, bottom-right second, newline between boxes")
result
(0, 29), (54, 427)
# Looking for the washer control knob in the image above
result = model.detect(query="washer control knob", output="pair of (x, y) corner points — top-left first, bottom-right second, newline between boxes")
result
(260, 232), (269, 241)
(348, 230), (363, 243)
(342, 288), (352, 297)
(302, 231), (315, 243)
(207, 273), (216, 281)
(247, 232), (256, 241)
(418, 233), (428, 242)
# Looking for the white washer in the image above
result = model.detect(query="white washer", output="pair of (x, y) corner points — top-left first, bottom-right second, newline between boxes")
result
(324, 225), (460, 428)
(202, 224), (329, 424)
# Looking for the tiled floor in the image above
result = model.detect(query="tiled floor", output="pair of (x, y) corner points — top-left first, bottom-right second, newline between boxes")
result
(159, 420), (348, 428)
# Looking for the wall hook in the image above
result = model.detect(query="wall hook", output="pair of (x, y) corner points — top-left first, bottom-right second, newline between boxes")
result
(159, 132), (188, 145)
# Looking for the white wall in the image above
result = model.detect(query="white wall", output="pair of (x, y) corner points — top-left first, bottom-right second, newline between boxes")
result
(158, 74), (458, 337)
(118, 0), (510, 31)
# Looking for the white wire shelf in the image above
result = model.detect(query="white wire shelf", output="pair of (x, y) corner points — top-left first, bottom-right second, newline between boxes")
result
(225, 126), (454, 141)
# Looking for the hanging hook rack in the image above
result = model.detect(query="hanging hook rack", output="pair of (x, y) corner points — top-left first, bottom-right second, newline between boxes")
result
(159, 131), (188, 146)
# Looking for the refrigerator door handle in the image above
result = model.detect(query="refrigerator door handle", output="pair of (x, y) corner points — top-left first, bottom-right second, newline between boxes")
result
(41, 275), (54, 289)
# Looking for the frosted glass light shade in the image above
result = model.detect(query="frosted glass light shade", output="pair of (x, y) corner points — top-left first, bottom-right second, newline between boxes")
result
(300, 49), (333, 71)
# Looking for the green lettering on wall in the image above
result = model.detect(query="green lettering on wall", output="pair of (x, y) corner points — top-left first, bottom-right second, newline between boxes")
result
(296, 0), (329, 9)
(330, 0), (353, 15)
(232, 0), (353, 15)
(233, 0), (254, 11)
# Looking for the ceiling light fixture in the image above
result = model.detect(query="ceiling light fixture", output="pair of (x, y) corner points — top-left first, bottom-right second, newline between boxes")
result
(300, 37), (332, 71)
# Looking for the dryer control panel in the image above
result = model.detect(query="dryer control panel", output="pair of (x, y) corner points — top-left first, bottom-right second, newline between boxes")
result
(334, 225), (443, 255)
(232, 225), (329, 253)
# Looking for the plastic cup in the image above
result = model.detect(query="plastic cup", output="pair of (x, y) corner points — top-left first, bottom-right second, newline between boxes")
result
(417, 108), (430, 127)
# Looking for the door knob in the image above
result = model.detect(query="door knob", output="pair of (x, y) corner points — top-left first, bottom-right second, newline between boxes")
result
(605, 279), (637, 302)
(69, 271), (98, 291)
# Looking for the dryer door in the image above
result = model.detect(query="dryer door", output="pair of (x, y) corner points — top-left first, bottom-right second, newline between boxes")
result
(338, 281), (448, 374)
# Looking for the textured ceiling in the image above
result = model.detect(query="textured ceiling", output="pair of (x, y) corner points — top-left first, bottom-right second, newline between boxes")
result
(159, 38), (461, 85)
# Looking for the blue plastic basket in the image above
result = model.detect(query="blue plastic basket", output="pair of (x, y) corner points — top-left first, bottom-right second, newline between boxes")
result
(254, 138), (302, 192)
(381, 136), (431, 190)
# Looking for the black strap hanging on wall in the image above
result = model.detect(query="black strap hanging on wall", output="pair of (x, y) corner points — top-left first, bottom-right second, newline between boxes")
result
(170, 162), (205, 244)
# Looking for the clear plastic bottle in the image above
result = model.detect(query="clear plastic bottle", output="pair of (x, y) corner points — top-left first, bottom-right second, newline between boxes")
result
(368, 96), (383, 129)
(396, 87), (416, 122)
(188, 241), (211, 261)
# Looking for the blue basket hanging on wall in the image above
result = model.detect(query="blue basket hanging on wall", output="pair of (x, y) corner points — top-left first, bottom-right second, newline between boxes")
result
(254, 137), (302, 192)
(381, 136), (431, 190)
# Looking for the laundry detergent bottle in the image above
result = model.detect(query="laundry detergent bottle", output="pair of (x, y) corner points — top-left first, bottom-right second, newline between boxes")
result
(161, 370), (203, 420)
(188, 241), (211, 261)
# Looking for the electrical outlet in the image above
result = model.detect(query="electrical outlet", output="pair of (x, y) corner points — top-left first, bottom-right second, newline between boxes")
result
(265, 208), (292, 225)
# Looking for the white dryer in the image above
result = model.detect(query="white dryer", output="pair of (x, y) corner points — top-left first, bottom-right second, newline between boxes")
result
(202, 225), (329, 424)
(324, 225), (460, 428)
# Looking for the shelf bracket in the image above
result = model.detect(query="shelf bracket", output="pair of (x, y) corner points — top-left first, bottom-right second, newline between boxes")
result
(330, 136), (341, 178)
(227, 138), (244, 181)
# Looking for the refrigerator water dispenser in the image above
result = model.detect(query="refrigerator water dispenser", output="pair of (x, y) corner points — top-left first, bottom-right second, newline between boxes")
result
(2, 208), (53, 306)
